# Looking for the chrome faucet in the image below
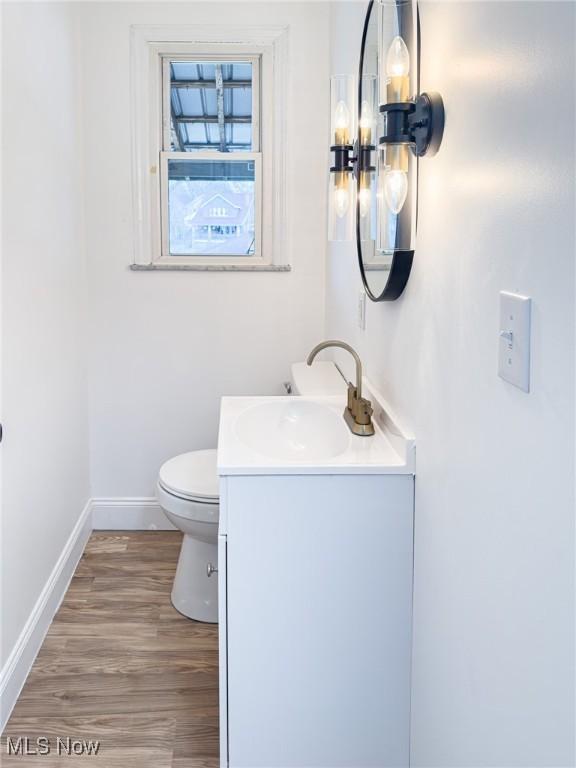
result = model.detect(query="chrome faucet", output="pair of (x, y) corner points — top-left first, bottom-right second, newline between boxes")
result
(306, 341), (375, 437)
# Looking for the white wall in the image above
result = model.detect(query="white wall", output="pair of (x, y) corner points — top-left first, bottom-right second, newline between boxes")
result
(328, 2), (575, 765)
(1, 2), (90, 664)
(78, 1), (329, 498)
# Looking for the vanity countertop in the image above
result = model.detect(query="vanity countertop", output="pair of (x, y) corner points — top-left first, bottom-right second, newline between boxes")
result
(217, 394), (415, 476)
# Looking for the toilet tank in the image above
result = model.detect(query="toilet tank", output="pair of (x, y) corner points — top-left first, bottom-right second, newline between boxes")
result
(289, 361), (347, 396)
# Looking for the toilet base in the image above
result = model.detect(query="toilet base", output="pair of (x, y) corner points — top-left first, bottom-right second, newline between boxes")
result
(171, 534), (218, 623)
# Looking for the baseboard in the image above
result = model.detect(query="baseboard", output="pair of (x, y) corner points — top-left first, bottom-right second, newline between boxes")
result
(0, 496), (174, 731)
(91, 498), (176, 531)
(0, 499), (92, 733)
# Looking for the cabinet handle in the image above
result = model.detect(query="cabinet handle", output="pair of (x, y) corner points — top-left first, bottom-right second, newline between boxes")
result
(206, 562), (218, 577)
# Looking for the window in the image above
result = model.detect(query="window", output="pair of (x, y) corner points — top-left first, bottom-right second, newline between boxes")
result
(166, 60), (256, 152)
(130, 29), (288, 270)
(160, 57), (262, 260)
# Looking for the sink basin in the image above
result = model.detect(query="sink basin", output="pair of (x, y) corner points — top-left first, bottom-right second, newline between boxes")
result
(219, 395), (415, 475)
(234, 400), (349, 461)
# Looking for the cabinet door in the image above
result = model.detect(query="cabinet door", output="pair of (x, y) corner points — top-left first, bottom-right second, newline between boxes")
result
(225, 474), (414, 768)
(218, 533), (228, 768)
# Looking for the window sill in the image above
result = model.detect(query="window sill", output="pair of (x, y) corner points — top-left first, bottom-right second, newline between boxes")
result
(130, 263), (291, 272)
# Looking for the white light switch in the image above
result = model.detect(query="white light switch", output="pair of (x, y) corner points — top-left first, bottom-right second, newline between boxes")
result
(498, 291), (531, 392)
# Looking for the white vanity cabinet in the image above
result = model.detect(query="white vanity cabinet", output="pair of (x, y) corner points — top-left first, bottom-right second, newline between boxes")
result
(217, 395), (415, 768)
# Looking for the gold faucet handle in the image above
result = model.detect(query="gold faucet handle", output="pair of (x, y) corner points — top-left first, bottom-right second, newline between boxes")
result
(355, 397), (374, 426)
(343, 384), (375, 437)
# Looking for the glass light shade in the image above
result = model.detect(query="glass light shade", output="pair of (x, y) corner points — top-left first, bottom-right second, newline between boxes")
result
(328, 170), (355, 241)
(359, 75), (378, 146)
(376, 143), (416, 253)
(378, 0), (416, 106)
(330, 75), (356, 146)
(358, 169), (376, 243)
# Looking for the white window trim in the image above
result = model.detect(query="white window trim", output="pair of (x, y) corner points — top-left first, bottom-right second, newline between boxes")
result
(130, 25), (289, 271)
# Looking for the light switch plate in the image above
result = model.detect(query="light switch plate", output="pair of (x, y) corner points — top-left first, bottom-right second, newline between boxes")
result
(358, 291), (366, 331)
(498, 291), (531, 392)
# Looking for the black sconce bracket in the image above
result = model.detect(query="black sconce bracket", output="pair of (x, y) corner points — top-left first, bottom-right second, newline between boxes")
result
(330, 142), (376, 179)
(379, 91), (444, 157)
(356, 143), (376, 173)
(330, 144), (355, 173)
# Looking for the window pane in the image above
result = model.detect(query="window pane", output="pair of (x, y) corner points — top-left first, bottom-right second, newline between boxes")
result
(169, 61), (253, 152)
(167, 158), (256, 256)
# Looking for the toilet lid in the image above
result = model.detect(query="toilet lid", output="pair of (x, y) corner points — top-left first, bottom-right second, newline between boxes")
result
(158, 449), (219, 502)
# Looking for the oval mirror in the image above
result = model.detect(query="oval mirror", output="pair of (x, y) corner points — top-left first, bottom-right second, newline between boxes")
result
(356, 0), (416, 301)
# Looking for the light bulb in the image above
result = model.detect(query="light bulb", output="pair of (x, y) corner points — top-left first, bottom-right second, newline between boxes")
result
(386, 36), (410, 78)
(335, 100), (350, 129)
(334, 186), (350, 218)
(359, 171), (372, 218)
(359, 100), (373, 145)
(359, 100), (372, 126)
(384, 170), (408, 215)
(334, 100), (350, 145)
(359, 187), (371, 218)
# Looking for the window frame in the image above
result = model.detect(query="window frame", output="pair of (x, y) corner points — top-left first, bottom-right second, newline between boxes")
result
(161, 54), (261, 154)
(159, 53), (262, 264)
(159, 150), (262, 263)
(130, 29), (289, 271)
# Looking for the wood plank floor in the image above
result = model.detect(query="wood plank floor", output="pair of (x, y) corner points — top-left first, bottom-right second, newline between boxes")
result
(1, 532), (219, 767)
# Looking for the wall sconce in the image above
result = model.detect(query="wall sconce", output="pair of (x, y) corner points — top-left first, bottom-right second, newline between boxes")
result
(328, 75), (357, 242)
(358, 74), (378, 244)
(328, 0), (445, 301)
(328, 74), (377, 243)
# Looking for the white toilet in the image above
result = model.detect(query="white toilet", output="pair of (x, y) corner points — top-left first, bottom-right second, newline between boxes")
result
(157, 361), (346, 623)
(157, 450), (219, 622)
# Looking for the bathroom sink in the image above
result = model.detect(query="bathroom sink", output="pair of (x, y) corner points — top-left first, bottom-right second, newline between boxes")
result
(219, 395), (414, 475)
(234, 400), (350, 461)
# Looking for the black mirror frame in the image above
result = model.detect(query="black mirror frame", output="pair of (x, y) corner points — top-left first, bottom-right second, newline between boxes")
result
(356, 0), (415, 302)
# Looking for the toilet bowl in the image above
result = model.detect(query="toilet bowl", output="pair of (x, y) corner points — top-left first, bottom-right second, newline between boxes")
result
(157, 449), (219, 623)
(157, 361), (347, 623)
